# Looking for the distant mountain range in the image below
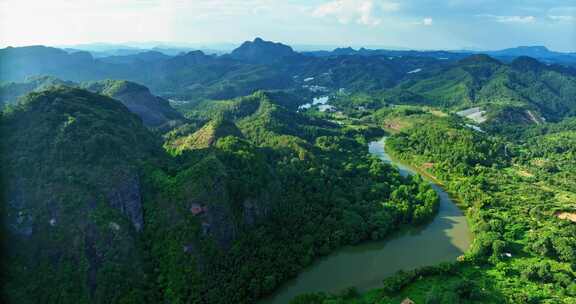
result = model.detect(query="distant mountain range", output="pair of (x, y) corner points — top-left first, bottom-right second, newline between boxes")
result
(3, 37), (576, 304)
(379, 55), (576, 123)
(58, 41), (236, 57)
(2, 38), (576, 125)
(304, 45), (576, 65)
(17, 39), (571, 65)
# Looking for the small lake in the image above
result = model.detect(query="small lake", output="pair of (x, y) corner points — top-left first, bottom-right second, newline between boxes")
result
(261, 137), (472, 304)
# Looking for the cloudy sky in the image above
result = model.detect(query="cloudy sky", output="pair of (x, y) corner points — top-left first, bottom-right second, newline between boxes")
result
(0, 0), (574, 51)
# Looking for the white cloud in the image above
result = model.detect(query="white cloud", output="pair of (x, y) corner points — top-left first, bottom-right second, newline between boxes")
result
(0, 0), (300, 46)
(312, 0), (399, 26)
(411, 17), (433, 26)
(0, 0), (176, 46)
(547, 6), (576, 23)
(476, 14), (536, 24)
(548, 15), (574, 22)
(497, 16), (535, 23)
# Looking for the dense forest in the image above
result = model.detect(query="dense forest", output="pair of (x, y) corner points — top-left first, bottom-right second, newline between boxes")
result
(293, 110), (576, 303)
(1, 88), (439, 303)
(1, 38), (576, 304)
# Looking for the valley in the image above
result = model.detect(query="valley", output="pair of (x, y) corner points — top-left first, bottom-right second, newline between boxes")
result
(1, 37), (575, 304)
(262, 138), (471, 304)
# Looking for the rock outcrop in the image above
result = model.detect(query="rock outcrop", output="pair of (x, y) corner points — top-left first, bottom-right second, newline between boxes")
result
(107, 174), (144, 231)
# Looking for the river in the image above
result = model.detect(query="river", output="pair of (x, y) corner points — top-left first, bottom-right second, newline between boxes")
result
(261, 137), (472, 304)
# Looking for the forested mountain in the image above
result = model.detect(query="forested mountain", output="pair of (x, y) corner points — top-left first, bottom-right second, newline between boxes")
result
(1, 88), (439, 303)
(303, 45), (576, 66)
(303, 47), (469, 61)
(97, 51), (171, 65)
(483, 46), (576, 66)
(2, 37), (576, 304)
(0, 75), (76, 106)
(379, 55), (576, 123)
(1, 78), (185, 128)
(0, 46), (103, 81)
(1, 87), (161, 303)
(3, 39), (575, 105)
(80, 80), (185, 128)
(228, 37), (300, 64)
(152, 50), (293, 99)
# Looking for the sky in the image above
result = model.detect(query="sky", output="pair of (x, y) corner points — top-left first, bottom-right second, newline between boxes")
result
(0, 0), (574, 51)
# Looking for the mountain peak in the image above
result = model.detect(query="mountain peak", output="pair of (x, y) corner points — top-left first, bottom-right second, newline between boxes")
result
(516, 45), (549, 52)
(184, 50), (207, 57)
(332, 47), (357, 56)
(458, 54), (501, 65)
(165, 119), (243, 153)
(511, 56), (544, 72)
(230, 37), (296, 64)
(491, 45), (558, 58)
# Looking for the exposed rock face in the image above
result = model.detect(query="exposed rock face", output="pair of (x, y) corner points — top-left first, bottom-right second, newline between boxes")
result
(183, 168), (275, 249)
(242, 194), (271, 227)
(6, 180), (34, 237)
(204, 203), (238, 249)
(84, 223), (103, 297)
(107, 175), (144, 231)
(202, 196), (271, 249)
(201, 192), (274, 249)
(242, 199), (259, 227)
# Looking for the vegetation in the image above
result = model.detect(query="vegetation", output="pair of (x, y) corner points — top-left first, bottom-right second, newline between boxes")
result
(1, 87), (162, 304)
(141, 92), (440, 303)
(295, 110), (576, 303)
(3, 41), (576, 304)
(1, 89), (439, 303)
(380, 56), (576, 124)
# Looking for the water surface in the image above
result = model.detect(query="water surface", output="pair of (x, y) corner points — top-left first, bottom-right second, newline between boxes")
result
(261, 138), (471, 304)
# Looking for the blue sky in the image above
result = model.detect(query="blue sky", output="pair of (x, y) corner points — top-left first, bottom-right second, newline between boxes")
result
(0, 0), (574, 51)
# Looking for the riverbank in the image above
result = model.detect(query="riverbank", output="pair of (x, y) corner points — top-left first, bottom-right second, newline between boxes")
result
(261, 137), (472, 304)
(379, 138), (469, 211)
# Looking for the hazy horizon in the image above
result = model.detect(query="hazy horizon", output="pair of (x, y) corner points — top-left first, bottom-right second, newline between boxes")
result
(2, 39), (573, 54)
(0, 0), (574, 52)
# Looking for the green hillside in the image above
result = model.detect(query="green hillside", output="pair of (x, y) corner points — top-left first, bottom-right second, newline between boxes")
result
(1, 77), (185, 129)
(2, 38), (576, 304)
(295, 112), (576, 303)
(81, 79), (185, 128)
(2, 88), (440, 304)
(381, 55), (576, 124)
(164, 118), (243, 153)
(1, 87), (161, 303)
(0, 75), (76, 107)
